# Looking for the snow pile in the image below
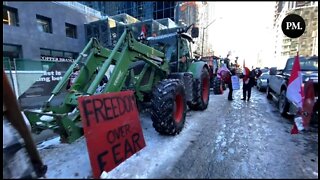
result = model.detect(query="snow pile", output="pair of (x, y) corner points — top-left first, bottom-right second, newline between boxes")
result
(39, 137), (92, 178)
(106, 113), (202, 178)
(38, 110), (208, 178)
(37, 136), (60, 150)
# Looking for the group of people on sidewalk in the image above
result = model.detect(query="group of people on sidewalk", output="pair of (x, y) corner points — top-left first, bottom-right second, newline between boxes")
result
(217, 57), (256, 101)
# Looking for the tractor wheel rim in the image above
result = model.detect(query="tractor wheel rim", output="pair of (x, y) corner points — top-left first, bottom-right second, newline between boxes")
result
(174, 94), (183, 123)
(202, 76), (209, 103)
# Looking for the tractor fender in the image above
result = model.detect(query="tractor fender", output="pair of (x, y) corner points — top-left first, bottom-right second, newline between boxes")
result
(168, 72), (193, 102)
(188, 61), (209, 79)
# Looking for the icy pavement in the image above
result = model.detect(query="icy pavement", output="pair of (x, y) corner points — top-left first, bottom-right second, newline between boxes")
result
(37, 87), (318, 179)
(164, 88), (318, 179)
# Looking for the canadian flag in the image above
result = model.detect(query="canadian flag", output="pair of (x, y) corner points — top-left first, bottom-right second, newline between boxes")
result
(140, 24), (147, 39)
(286, 52), (304, 134)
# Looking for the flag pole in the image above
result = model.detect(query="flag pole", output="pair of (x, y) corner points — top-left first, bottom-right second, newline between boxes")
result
(290, 46), (303, 134)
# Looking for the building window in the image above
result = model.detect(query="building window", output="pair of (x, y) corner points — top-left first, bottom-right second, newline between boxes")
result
(65, 23), (77, 39)
(3, 5), (19, 26)
(40, 49), (51, 56)
(51, 50), (64, 57)
(36, 15), (52, 33)
(3, 44), (23, 70)
(164, 9), (171, 18)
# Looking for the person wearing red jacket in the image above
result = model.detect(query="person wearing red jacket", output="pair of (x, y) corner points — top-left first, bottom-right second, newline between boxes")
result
(241, 66), (252, 101)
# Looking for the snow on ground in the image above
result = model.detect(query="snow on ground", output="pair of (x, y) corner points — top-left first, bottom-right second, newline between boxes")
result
(39, 136), (92, 178)
(37, 136), (60, 150)
(106, 111), (205, 179)
(37, 97), (215, 178)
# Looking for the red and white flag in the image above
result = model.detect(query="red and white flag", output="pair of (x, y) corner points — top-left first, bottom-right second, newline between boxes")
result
(140, 24), (147, 39)
(286, 52), (304, 134)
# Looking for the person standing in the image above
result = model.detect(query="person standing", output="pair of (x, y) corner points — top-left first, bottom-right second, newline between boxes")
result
(249, 68), (257, 89)
(227, 68), (236, 101)
(241, 66), (252, 101)
(224, 54), (231, 70)
(218, 63), (232, 100)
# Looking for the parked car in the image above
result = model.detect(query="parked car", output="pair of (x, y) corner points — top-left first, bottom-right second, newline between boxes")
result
(267, 56), (318, 121)
(261, 68), (269, 74)
(256, 72), (269, 91)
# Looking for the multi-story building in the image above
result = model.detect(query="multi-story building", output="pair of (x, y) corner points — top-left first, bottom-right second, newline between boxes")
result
(80, 1), (176, 21)
(79, 1), (112, 16)
(273, 1), (318, 67)
(274, 1), (286, 27)
(3, 2), (103, 98)
(80, 1), (213, 56)
(3, 1), (100, 61)
(173, 2), (211, 56)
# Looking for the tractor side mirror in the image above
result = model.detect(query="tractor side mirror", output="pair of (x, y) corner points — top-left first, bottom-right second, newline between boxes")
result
(191, 27), (199, 38)
(269, 67), (277, 75)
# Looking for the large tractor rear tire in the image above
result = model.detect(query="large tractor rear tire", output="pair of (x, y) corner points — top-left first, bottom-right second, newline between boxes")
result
(187, 67), (210, 110)
(150, 79), (187, 135)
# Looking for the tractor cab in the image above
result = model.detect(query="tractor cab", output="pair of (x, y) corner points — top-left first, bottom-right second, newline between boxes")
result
(147, 31), (195, 73)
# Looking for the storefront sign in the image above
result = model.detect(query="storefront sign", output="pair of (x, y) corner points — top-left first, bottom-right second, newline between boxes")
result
(41, 56), (75, 62)
(78, 91), (146, 179)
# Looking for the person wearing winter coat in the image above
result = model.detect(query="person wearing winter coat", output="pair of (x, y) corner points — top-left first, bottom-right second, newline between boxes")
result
(241, 66), (252, 101)
(218, 63), (233, 100)
(226, 68), (236, 101)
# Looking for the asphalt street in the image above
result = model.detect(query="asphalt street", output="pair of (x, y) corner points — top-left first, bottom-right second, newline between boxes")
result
(161, 86), (318, 179)
(34, 85), (318, 178)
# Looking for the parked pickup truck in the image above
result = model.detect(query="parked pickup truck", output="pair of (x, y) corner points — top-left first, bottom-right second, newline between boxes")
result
(267, 56), (318, 123)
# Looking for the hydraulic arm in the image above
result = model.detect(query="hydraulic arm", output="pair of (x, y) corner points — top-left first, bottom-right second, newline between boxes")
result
(24, 27), (169, 143)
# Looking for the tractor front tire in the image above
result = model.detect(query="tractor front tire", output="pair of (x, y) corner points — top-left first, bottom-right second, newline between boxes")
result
(151, 79), (187, 135)
(187, 67), (210, 110)
(213, 77), (222, 95)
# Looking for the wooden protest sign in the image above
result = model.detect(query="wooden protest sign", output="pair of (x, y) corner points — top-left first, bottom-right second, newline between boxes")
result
(78, 91), (146, 178)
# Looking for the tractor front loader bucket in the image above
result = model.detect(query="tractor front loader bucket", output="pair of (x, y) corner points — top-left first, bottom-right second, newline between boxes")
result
(24, 110), (83, 143)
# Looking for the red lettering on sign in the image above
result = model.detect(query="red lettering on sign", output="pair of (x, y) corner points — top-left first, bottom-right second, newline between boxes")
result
(78, 91), (146, 178)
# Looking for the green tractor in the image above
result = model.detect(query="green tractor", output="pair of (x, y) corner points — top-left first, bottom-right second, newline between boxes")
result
(24, 25), (210, 143)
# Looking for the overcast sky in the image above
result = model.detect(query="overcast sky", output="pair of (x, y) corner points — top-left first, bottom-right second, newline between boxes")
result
(207, 2), (276, 68)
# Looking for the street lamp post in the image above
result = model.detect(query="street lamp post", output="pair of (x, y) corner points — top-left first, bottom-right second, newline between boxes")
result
(201, 17), (221, 57)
